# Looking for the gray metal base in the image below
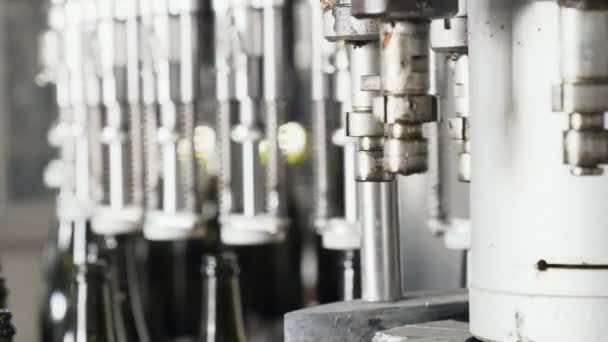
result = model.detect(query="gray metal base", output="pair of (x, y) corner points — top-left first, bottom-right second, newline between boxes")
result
(373, 320), (473, 342)
(284, 290), (468, 342)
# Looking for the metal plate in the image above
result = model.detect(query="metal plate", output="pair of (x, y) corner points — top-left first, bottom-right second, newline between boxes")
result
(373, 320), (473, 342)
(284, 290), (468, 342)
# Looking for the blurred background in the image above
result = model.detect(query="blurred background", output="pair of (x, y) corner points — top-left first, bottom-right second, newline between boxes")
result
(0, 0), (55, 340)
(0, 1), (463, 341)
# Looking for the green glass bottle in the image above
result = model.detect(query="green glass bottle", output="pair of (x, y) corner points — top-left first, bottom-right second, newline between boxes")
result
(40, 221), (73, 342)
(101, 235), (149, 342)
(66, 262), (118, 342)
(337, 250), (361, 301)
(317, 245), (361, 303)
(200, 253), (246, 342)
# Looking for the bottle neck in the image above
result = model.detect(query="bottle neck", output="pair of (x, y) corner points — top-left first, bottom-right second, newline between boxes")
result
(103, 234), (150, 342)
(71, 263), (118, 342)
(339, 250), (361, 302)
(200, 253), (246, 342)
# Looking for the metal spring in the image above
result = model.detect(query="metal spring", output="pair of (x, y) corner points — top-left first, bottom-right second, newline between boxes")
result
(128, 104), (145, 208)
(143, 104), (159, 210)
(98, 104), (136, 208)
(216, 100), (233, 216)
(176, 102), (198, 213)
(264, 100), (286, 215)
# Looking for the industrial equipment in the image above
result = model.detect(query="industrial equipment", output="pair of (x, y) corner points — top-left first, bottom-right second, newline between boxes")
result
(30, 0), (608, 341)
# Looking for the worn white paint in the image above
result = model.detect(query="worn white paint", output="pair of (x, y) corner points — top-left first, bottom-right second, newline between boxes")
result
(469, 0), (608, 341)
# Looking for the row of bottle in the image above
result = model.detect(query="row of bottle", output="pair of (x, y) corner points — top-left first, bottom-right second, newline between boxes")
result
(39, 221), (360, 342)
(40, 224), (245, 342)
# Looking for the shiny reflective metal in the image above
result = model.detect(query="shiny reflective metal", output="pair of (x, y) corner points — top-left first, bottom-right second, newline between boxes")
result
(348, 43), (394, 182)
(359, 181), (401, 302)
(356, 139), (395, 182)
(378, 21), (434, 176)
(322, 2), (402, 301)
(309, 1), (361, 250)
(449, 55), (470, 182)
(430, 8), (470, 182)
(553, 3), (608, 175)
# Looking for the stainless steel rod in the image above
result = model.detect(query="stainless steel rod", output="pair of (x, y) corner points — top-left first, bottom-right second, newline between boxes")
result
(359, 180), (402, 302)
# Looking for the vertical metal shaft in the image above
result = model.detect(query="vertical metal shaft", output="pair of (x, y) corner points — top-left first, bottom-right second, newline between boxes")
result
(64, 0), (96, 267)
(262, 0), (286, 216)
(349, 41), (402, 302)
(359, 181), (401, 302)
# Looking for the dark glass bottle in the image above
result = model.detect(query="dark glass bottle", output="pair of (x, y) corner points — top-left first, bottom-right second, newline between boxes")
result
(233, 236), (302, 340)
(0, 310), (16, 342)
(102, 235), (149, 342)
(337, 250), (360, 301)
(317, 244), (361, 303)
(145, 239), (204, 341)
(66, 263), (118, 342)
(40, 221), (73, 342)
(200, 253), (246, 342)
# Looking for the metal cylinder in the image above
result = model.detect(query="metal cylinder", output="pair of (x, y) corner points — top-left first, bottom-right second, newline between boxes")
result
(350, 42), (379, 111)
(379, 20), (434, 176)
(469, 0), (608, 340)
(554, 3), (608, 175)
(560, 5), (608, 81)
(380, 21), (430, 96)
(262, 0), (287, 216)
(310, 1), (345, 231)
(359, 181), (402, 302)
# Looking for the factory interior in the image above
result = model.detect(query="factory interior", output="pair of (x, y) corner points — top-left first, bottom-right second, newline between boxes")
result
(0, 0), (605, 341)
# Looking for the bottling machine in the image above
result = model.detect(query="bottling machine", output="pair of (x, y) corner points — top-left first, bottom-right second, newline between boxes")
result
(29, 0), (608, 341)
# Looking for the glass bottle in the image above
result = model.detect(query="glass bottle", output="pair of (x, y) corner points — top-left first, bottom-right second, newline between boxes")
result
(40, 221), (74, 342)
(200, 253), (246, 342)
(66, 262), (118, 342)
(338, 250), (361, 301)
(145, 239), (204, 340)
(317, 246), (361, 303)
(101, 235), (149, 342)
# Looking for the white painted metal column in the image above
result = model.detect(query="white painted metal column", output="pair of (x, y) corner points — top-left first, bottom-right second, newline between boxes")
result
(469, 0), (608, 341)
